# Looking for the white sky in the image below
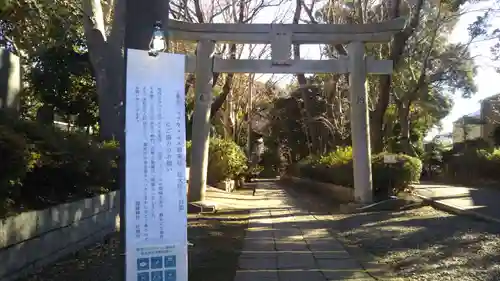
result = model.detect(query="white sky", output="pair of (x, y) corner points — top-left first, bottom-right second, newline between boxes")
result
(240, 0), (500, 140)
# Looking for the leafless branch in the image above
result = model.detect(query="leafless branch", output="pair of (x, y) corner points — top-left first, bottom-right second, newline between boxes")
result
(300, 0), (347, 55)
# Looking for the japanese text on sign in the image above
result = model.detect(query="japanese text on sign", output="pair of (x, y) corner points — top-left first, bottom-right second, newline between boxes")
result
(125, 49), (188, 281)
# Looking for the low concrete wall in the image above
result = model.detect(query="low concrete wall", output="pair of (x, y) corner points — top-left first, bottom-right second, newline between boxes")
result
(0, 191), (120, 281)
(282, 175), (354, 203)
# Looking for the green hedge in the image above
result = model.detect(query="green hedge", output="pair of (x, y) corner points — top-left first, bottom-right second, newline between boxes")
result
(186, 137), (247, 185)
(371, 153), (422, 193)
(0, 113), (119, 217)
(444, 147), (500, 182)
(287, 146), (422, 197)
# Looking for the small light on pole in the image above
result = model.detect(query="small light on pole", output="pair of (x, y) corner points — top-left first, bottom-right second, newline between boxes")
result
(149, 21), (167, 56)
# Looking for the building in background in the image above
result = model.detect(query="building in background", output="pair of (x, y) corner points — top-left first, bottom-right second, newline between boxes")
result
(451, 93), (500, 145)
(452, 111), (483, 143)
(480, 93), (500, 145)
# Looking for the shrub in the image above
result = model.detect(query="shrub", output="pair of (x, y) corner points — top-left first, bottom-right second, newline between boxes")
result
(443, 147), (500, 182)
(291, 147), (355, 188)
(371, 153), (422, 196)
(484, 149), (500, 179)
(0, 112), (119, 217)
(0, 126), (29, 200)
(287, 146), (422, 198)
(186, 137), (247, 185)
(445, 145), (500, 180)
(318, 146), (353, 165)
(19, 129), (119, 201)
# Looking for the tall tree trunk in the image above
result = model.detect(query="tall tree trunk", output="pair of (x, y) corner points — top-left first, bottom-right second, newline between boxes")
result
(185, 44), (236, 141)
(396, 100), (416, 156)
(222, 89), (234, 139)
(82, 0), (126, 140)
(293, 0), (318, 155)
(370, 0), (425, 152)
(296, 73), (319, 155)
(210, 44), (236, 120)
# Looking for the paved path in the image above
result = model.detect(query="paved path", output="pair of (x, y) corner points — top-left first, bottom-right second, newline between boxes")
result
(413, 182), (500, 223)
(233, 182), (376, 281)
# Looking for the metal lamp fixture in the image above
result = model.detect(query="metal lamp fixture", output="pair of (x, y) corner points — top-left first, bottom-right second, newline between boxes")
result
(149, 21), (167, 56)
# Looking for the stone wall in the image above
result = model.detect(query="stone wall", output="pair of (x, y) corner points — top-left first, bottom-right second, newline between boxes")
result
(0, 191), (120, 281)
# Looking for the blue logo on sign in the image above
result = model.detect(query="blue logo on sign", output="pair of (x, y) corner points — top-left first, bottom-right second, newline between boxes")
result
(165, 270), (176, 281)
(151, 257), (163, 269)
(137, 272), (149, 281)
(151, 271), (163, 281)
(164, 255), (176, 268)
(137, 258), (150, 271)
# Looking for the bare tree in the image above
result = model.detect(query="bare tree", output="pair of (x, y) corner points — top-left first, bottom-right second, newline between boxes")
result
(370, 0), (426, 152)
(170, 0), (287, 137)
(293, 0), (353, 154)
(218, 43), (271, 141)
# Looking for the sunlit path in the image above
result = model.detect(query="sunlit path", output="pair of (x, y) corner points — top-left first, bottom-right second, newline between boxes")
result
(233, 182), (376, 281)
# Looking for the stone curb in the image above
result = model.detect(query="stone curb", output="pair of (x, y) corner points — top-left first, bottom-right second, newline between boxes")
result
(414, 193), (500, 225)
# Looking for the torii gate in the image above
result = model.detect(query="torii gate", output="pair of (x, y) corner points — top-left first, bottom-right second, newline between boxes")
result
(166, 18), (406, 204)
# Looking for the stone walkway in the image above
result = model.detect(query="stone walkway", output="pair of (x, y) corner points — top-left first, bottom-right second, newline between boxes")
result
(234, 182), (376, 281)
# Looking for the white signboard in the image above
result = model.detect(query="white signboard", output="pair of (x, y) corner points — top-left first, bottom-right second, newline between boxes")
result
(383, 154), (397, 164)
(125, 49), (187, 281)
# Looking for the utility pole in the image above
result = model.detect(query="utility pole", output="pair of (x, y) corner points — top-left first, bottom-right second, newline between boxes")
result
(121, 0), (169, 278)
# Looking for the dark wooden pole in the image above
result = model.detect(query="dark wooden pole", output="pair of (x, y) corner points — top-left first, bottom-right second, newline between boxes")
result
(121, 0), (169, 279)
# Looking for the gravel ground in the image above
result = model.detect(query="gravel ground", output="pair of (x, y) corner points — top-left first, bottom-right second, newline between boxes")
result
(285, 183), (500, 281)
(330, 206), (500, 281)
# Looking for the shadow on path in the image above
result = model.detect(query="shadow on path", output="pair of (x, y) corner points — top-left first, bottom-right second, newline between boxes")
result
(284, 180), (500, 281)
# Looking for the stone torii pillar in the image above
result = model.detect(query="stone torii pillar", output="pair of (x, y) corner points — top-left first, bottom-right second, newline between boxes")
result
(188, 40), (215, 203)
(348, 41), (372, 203)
